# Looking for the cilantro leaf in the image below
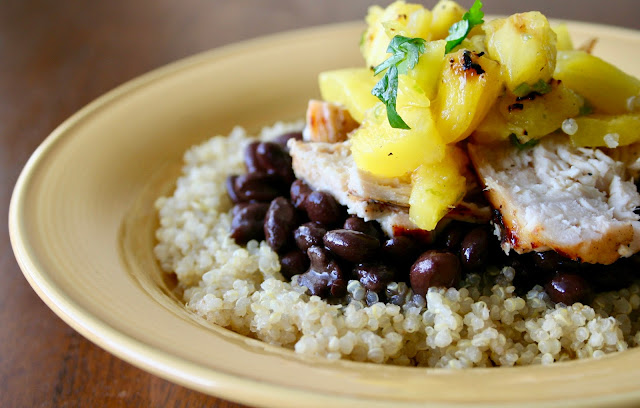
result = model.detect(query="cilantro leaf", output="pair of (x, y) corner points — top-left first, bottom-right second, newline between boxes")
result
(372, 65), (409, 129)
(444, 0), (484, 53)
(371, 35), (426, 129)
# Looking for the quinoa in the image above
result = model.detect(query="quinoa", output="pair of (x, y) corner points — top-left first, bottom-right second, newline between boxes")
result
(154, 122), (640, 367)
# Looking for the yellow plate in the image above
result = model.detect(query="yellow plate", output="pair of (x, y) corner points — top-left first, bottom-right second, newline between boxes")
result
(9, 20), (640, 408)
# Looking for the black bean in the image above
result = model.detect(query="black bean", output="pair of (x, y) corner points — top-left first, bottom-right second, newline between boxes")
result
(264, 197), (296, 252)
(382, 236), (421, 263)
(294, 222), (327, 252)
(255, 142), (295, 184)
(545, 272), (591, 305)
(343, 216), (381, 240)
(353, 263), (395, 292)
(581, 259), (637, 292)
(323, 229), (380, 263)
(511, 253), (552, 295)
(532, 250), (579, 272)
(410, 250), (461, 297)
(244, 141), (261, 173)
(305, 191), (342, 226)
(279, 250), (309, 280)
(290, 179), (312, 209)
(272, 131), (303, 151)
(438, 221), (469, 251)
(297, 246), (345, 298)
(226, 175), (241, 203)
(460, 226), (490, 271)
(330, 278), (348, 298)
(234, 172), (282, 202)
(229, 202), (269, 245)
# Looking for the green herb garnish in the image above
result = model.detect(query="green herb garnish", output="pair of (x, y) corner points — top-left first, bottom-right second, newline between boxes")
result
(444, 0), (484, 54)
(513, 79), (553, 98)
(509, 133), (539, 150)
(372, 35), (427, 129)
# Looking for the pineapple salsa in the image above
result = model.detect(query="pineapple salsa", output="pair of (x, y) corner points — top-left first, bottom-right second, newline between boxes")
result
(322, 0), (640, 231)
(154, 0), (640, 366)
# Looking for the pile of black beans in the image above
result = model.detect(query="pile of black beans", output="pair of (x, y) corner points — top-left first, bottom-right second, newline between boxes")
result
(226, 131), (640, 306)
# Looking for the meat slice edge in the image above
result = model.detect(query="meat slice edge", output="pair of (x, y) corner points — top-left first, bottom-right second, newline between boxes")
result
(468, 135), (640, 265)
(289, 139), (491, 238)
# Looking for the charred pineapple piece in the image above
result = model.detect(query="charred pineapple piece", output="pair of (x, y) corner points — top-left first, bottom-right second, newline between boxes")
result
(472, 81), (583, 145)
(432, 49), (502, 143)
(496, 80), (583, 143)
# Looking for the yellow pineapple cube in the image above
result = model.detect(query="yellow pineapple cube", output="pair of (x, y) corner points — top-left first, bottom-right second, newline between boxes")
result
(409, 146), (467, 231)
(484, 12), (557, 92)
(553, 24), (573, 51)
(472, 107), (524, 144)
(350, 76), (445, 178)
(496, 80), (583, 142)
(432, 49), (502, 143)
(457, 35), (487, 54)
(554, 50), (640, 114)
(361, 1), (432, 69)
(568, 114), (640, 147)
(407, 39), (446, 100)
(319, 68), (380, 123)
(430, 0), (466, 40)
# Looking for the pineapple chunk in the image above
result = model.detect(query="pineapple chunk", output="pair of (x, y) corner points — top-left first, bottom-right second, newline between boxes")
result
(554, 50), (640, 114)
(430, 0), (466, 40)
(407, 39), (446, 100)
(553, 24), (573, 51)
(319, 68), (379, 123)
(351, 76), (445, 178)
(457, 34), (487, 54)
(472, 107), (523, 144)
(473, 80), (583, 144)
(432, 49), (502, 143)
(409, 146), (467, 231)
(484, 12), (557, 92)
(361, 1), (432, 69)
(568, 114), (640, 147)
(496, 80), (583, 142)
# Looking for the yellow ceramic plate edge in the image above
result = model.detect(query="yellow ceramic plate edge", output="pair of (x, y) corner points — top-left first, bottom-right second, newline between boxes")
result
(9, 19), (640, 408)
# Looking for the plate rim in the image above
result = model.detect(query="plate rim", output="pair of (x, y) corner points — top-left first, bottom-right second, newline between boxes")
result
(9, 18), (640, 408)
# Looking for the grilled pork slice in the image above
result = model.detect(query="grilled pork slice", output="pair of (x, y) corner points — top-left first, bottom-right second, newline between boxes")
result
(468, 135), (640, 265)
(289, 140), (491, 238)
(302, 100), (359, 143)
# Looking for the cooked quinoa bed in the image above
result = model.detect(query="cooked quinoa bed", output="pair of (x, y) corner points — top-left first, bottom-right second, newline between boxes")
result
(154, 123), (640, 367)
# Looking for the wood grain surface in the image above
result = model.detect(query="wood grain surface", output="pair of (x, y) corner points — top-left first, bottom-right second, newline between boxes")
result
(1, 1), (638, 407)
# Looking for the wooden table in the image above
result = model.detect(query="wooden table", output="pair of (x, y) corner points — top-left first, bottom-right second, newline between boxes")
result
(2, 1), (638, 406)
